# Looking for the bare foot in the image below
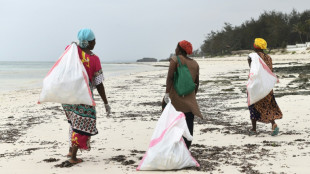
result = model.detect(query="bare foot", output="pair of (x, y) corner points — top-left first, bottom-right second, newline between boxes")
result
(55, 159), (83, 168)
(249, 129), (257, 135)
(69, 158), (83, 164)
(66, 153), (72, 158)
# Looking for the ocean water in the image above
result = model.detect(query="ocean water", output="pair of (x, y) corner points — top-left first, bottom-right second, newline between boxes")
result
(0, 61), (166, 92)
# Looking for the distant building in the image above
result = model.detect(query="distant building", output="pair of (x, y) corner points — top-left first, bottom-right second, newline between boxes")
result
(136, 58), (157, 62)
(231, 50), (252, 55)
(286, 42), (310, 52)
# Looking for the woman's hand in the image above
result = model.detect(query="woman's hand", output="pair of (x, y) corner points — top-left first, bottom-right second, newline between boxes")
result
(164, 93), (170, 103)
(105, 104), (111, 117)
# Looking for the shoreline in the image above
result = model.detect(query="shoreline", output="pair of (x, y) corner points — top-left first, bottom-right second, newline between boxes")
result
(0, 53), (310, 173)
(0, 62), (167, 93)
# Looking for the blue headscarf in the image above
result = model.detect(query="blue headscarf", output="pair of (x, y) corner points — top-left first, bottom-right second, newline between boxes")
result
(77, 28), (95, 48)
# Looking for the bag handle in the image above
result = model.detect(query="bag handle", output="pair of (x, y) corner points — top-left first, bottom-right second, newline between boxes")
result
(176, 56), (183, 66)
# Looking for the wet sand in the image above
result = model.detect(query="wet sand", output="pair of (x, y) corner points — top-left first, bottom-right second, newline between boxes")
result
(0, 53), (310, 174)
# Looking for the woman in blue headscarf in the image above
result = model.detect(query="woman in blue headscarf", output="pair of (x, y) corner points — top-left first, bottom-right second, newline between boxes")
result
(77, 28), (96, 48)
(61, 28), (111, 166)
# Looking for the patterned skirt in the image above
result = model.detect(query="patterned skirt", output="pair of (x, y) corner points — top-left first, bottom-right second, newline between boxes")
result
(248, 91), (283, 123)
(62, 104), (98, 136)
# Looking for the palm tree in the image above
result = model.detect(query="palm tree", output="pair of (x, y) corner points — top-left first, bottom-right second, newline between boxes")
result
(305, 19), (310, 42)
(292, 22), (304, 43)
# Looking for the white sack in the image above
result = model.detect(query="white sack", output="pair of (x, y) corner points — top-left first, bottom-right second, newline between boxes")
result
(38, 44), (95, 106)
(137, 102), (199, 171)
(247, 53), (278, 106)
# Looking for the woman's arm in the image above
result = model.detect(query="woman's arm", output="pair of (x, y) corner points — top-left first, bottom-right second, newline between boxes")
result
(195, 74), (199, 94)
(248, 57), (251, 68)
(96, 83), (108, 104)
(270, 56), (273, 72)
(165, 59), (177, 93)
(194, 64), (200, 94)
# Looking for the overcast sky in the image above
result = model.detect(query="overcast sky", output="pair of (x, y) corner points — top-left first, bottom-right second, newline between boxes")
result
(0, 0), (309, 62)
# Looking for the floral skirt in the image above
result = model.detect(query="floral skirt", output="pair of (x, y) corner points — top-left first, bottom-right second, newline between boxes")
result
(62, 104), (98, 136)
(249, 91), (282, 123)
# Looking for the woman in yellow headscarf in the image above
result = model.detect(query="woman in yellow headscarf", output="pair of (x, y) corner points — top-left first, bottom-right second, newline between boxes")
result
(248, 38), (283, 136)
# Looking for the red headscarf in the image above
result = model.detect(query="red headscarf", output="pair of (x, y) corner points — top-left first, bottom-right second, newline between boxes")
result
(179, 40), (193, 55)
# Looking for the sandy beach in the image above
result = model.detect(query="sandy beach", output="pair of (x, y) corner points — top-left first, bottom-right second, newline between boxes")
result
(0, 52), (310, 174)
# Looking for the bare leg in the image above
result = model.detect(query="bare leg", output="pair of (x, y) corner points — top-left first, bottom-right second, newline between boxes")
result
(69, 145), (81, 163)
(271, 120), (279, 136)
(183, 112), (194, 149)
(271, 120), (277, 129)
(251, 119), (257, 132)
(67, 125), (73, 157)
(68, 147), (72, 157)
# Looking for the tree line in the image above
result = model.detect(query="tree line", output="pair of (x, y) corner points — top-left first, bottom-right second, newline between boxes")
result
(198, 9), (310, 57)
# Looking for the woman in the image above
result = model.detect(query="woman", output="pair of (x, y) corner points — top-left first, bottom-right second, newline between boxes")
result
(164, 40), (203, 149)
(62, 28), (111, 165)
(248, 38), (282, 136)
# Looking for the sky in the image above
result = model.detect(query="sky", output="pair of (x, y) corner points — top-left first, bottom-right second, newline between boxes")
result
(0, 0), (309, 63)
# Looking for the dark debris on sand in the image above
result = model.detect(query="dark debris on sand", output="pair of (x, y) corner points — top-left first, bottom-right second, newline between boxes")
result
(188, 143), (273, 173)
(0, 147), (43, 159)
(130, 150), (145, 154)
(1, 105), (63, 144)
(43, 158), (60, 163)
(55, 161), (74, 168)
(274, 63), (310, 97)
(102, 62), (309, 173)
(109, 154), (137, 166)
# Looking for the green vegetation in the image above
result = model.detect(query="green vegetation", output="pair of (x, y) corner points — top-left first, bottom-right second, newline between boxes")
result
(199, 9), (310, 57)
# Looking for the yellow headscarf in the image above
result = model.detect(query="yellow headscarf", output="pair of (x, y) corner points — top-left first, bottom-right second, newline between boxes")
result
(254, 38), (267, 50)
